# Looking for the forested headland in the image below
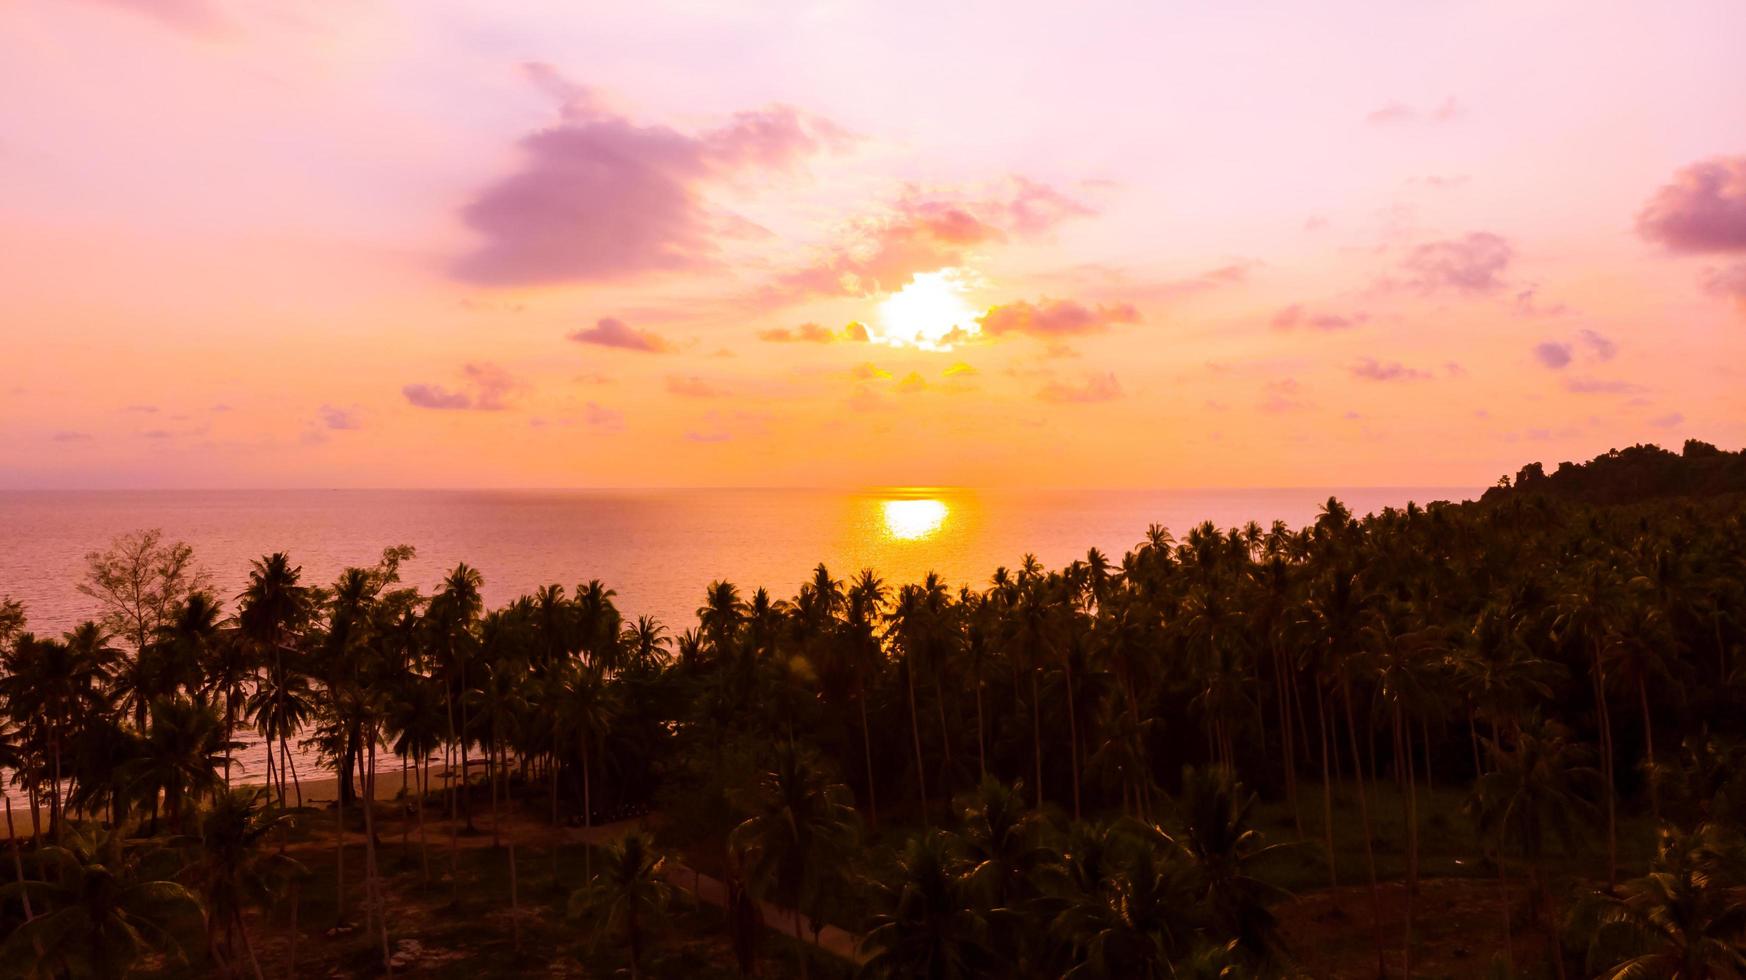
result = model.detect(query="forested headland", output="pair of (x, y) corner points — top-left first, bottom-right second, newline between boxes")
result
(1, 440), (1743, 978)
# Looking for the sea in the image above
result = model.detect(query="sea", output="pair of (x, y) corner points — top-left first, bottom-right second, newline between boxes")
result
(0, 486), (1475, 806)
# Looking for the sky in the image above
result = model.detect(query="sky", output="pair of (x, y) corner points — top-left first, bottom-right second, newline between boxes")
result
(2, 0), (1743, 490)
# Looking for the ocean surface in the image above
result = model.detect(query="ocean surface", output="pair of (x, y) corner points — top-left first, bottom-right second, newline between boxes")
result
(0, 486), (1475, 807)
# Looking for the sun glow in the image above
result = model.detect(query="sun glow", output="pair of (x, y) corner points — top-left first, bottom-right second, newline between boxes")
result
(875, 269), (980, 350)
(881, 497), (949, 540)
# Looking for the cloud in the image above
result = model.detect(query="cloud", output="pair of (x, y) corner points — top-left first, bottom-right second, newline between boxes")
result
(772, 178), (1092, 300)
(851, 362), (892, 381)
(1366, 97), (1461, 126)
(1513, 286), (1570, 318)
(1649, 412), (1685, 429)
(1400, 232), (1513, 293)
(979, 299), (1140, 338)
(1636, 157), (1746, 253)
(453, 63), (841, 286)
(570, 317), (671, 353)
(666, 375), (726, 398)
(402, 384), (472, 410)
(1577, 329), (1617, 361)
(80, 0), (224, 35)
(403, 362), (519, 411)
(685, 429), (733, 443)
(1565, 377), (1645, 395)
(1701, 262), (1746, 311)
(896, 372), (928, 393)
(318, 405), (362, 430)
(51, 431), (92, 443)
(757, 320), (869, 344)
(943, 362), (977, 377)
(1038, 372), (1122, 403)
(1350, 358), (1431, 382)
(1271, 304), (1365, 331)
(1260, 378), (1308, 413)
(1533, 341), (1573, 369)
(583, 402), (625, 429)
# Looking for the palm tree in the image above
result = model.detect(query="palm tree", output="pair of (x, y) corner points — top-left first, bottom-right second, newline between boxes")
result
(861, 832), (993, 980)
(178, 789), (304, 979)
(0, 631), (113, 838)
(0, 824), (203, 978)
(1469, 714), (1602, 977)
(237, 554), (313, 792)
(1573, 822), (1746, 979)
(729, 747), (858, 974)
(121, 696), (237, 835)
(1153, 767), (1292, 967)
(567, 831), (676, 980)
(428, 563), (484, 831)
(1049, 823), (1193, 980)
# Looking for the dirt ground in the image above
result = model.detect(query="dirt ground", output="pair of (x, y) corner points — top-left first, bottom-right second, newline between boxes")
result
(1276, 876), (1558, 979)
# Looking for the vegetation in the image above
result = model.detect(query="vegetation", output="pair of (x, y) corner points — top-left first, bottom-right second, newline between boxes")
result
(0, 441), (1743, 977)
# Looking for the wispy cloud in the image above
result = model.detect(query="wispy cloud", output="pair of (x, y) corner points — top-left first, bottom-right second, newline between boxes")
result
(1351, 358), (1431, 382)
(1038, 372), (1122, 403)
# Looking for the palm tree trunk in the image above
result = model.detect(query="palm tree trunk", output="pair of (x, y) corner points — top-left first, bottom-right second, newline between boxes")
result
(5, 795), (34, 921)
(235, 909), (265, 980)
(905, 662), (928, 824)
(418, 757), (430, 882)
(1638, 675), (1658, 822)
(363, 742), (393, 978)
(1590, 647), (1617, 888)
(1062, 654), (1082, 821)
(1341, 677), (1385, 977)
(974, 670), (987, 781)
(335, 784), (346, 925)
(1315, 682), (1337, 888)
(287, 882), (299, 980)
(1496, 839), (1513, 973)
(858, 686), (879, 829)
(1030, 670), (1044, 810)
(1468, 706), (1483, 778)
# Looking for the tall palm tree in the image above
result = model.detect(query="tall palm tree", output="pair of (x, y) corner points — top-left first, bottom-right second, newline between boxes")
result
(567, 831), (676, 980)
(1574, 822), (1746, 979)
(178, 789), (304, 979)
(0, 631), (113, 838)
(1469, 715), (1602, 977)
(861, 832), (993, 980)
(0, 825), (203, 978)
(121, 696), (237, 835)
(729, 747), (858, 973)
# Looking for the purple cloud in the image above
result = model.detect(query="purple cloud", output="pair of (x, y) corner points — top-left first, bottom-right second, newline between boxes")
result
(1701, 262), (1746, 311)
(1366, 97), (1461, 126)
(453, 64), (840, 286)
(1565, 377), (1645, 395)
(51, 431), (92, 443)
(757, 321), (870, 343)
(1271, 304), (1364, 331)
(1038, 372), (1122, 404)
(1636, 157), (1746, 253)
(980, 299), (1140, 338)
(1649, 412), (1685, 429)
(402, 384), (472, 410)
(570, 317), (671, 353)
(318, 405), (362, 430)
(1401, 232), (1513, 294)
(1351, 358), (1431, 382)
(80, 0), (224, 35)
(403, 362), (518, 411)
(1533, 341), (1573, 369)
(666, 375), (725, 398)
(1577, 329), (1617, 361)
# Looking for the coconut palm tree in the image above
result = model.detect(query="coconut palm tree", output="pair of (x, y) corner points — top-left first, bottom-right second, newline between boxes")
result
(0, 631), (114, 838)
(0, 824), (203, 978)
(567, 831), (676, 980)
(178, 789), (304, 979)
(1469, 714), (1602, 977)
(861, 831), (994, 980)
(121, 696), (237, 835)
(1573, 822), (1746, 979)
(729, 746), (858, 974)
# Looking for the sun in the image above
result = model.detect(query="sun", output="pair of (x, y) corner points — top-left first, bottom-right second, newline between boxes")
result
(881, 498), (949, 540)
(875, 269), (980, 351)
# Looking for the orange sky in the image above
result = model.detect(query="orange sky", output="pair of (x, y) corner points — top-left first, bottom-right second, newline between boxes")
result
(2, 1), (1743, 489)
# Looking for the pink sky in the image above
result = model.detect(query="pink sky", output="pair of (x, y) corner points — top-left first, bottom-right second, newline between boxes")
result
(2, 0), (1742, 489)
